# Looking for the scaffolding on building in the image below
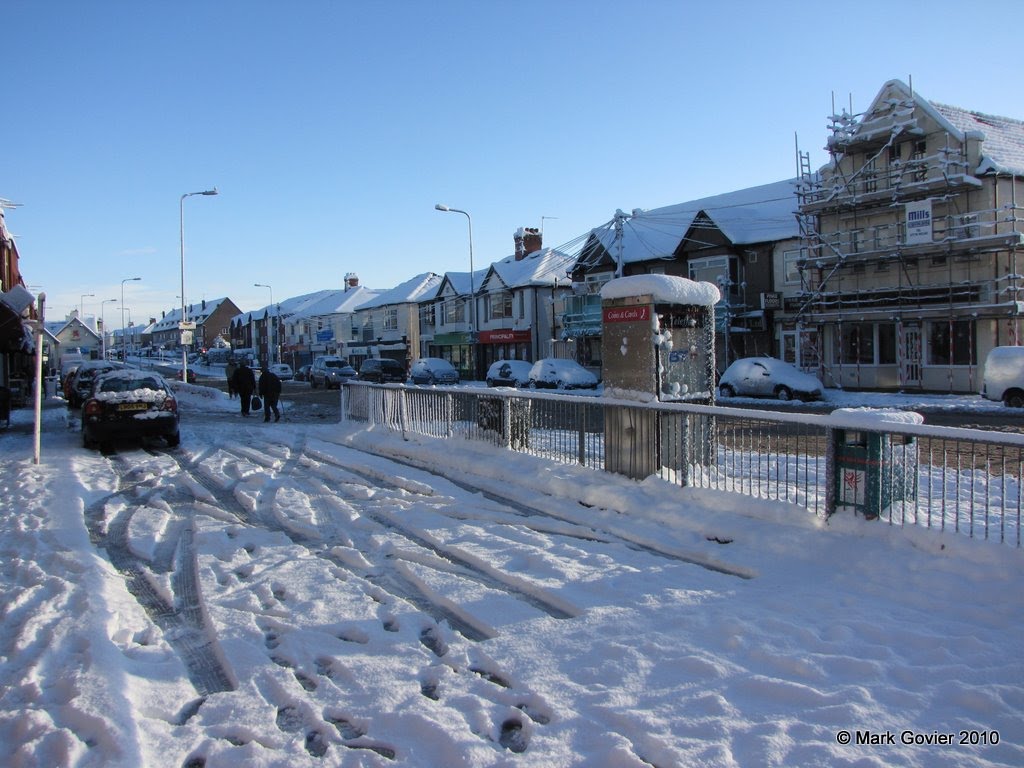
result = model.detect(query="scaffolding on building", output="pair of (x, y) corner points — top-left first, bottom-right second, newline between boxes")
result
(793, 83), (1023, 392)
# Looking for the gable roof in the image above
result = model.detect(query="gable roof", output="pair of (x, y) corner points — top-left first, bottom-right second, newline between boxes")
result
(578, 179), (800, 271)
(45, 316), (101, 343)
(152, 297), (237, 332)
(432, 268), (490, 301)
(486, 248), (577, 290)
(834, 79), (1024, 177)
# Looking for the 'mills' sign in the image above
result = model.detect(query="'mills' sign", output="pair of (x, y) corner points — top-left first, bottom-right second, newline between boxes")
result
(905, 199), (933, 245)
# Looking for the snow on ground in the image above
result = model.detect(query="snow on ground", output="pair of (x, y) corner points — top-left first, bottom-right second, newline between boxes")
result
(0, 383), (1021, 768)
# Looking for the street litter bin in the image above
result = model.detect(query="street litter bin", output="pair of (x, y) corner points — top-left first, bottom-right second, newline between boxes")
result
(833, 424), (918, 520)
(0, 386), (10, 428)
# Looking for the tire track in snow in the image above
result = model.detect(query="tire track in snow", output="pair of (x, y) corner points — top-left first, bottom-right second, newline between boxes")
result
(84, 455), (235, 697)
(322, 437), (755, 580)
(211, 443), (498, 642)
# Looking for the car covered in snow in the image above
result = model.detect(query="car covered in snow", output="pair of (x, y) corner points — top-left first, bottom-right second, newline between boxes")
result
(67, 360), (133, 408)
(485, 360), (533, 388)
(266, 363), (294, 381)
(717, 357), (823, 402)
(409, 358), (460, 385)
(982, 346), (1024, 407)
(81, 370), (180, 451)
(527, 358), (599, 390)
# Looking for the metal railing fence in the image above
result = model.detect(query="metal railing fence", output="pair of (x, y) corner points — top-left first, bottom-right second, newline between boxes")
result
(342, 383), (1024, 548)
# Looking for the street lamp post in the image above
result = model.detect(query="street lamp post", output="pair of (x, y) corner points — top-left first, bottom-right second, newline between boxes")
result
(79, 293), (95, 324)
(434, 203), (476, 377)
(121, 277), (141, 361)
(100, 298), (117, 359)
(254, 283), (275, 365)
(180, 188), (218, 381)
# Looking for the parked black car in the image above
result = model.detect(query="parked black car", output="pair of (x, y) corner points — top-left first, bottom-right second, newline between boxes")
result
(67, 361), (132, 408)
(357, 358), (406, 383)
(81, 370), (180, 451)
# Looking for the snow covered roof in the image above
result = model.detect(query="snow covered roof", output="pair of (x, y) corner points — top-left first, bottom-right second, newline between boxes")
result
(487, 248), (576, 290)
(583, 179), (800, 270)
(433, 268), (490, 301)
(287, 285), (383, 321)
(230, 289), (337, 325)
(932, 102), (1024, 177)
(834, 79), (1024, 178)
(601, 274), (721, 306)
(44, 316), (101, 341)
(355, 272), (443, 310)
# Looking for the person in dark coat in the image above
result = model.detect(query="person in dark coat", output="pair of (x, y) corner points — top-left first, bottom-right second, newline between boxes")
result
(258, 365), (282, 422)
(232, 360), (257, 416)
(225, 359), (238, 399)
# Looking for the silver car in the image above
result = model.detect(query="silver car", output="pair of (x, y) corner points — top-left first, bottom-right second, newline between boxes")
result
(718, 357), (823, 402)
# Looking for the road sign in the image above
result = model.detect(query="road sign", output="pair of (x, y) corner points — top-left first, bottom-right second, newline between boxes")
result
(179, 321), (197, 331)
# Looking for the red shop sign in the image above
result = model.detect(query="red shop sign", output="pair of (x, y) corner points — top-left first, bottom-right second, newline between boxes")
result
(478, 329), (531, 343)
(603, 306), (650, 323)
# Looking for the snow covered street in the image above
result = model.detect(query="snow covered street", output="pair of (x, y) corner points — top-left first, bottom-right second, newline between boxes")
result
(1, 387), (1022, 767)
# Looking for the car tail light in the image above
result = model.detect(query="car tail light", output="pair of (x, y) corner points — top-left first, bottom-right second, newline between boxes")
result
(159, 396), (178, 413)
(83, 400), (102, 417)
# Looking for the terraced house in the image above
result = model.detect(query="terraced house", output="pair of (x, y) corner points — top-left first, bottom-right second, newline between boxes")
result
(791, 79), (1024, 393)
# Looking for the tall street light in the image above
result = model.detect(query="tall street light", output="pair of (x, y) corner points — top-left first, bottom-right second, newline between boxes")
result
(180, 188), (219, 380)
(435, 203), (476, 377)
(121, 277), (141, 361)
(100, 298), (117, 359)
(254, 283), (275, 365)
(79, 293), (95, 324)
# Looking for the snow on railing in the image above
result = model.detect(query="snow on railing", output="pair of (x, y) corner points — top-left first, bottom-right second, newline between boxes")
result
(342, 383), (1023, 548)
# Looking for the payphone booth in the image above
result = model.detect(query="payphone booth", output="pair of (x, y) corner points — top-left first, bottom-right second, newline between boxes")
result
(600, 275), (719, 479)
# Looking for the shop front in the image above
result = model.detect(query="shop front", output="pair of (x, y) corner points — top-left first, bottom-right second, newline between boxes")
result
(428, 332), (476, 380)
(477, 329), (532, 371)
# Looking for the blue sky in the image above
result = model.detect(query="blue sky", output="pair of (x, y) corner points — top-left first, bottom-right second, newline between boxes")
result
(4, 0), (1023, 328)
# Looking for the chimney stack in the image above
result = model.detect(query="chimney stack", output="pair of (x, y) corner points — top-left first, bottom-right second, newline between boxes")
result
(514, 227), (543, 261)
(345, 272), (359, 290)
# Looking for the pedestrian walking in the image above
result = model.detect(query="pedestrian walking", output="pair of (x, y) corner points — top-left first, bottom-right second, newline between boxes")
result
(225, 359), (238, 399)
(258, 365), (282, 422)
(231, 360), (257, 416)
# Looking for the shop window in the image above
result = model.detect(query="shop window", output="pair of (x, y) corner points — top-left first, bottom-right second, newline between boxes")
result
(836, 323), (875, 365)
(877, 324), (896, 364)
(929, 320), (976, 366)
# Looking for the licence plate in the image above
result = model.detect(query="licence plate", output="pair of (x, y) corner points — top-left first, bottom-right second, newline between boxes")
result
(117, 402), (149, 412)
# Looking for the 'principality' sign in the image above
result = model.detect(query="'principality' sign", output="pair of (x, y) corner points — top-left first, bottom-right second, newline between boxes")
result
(603, 306), (650, 324)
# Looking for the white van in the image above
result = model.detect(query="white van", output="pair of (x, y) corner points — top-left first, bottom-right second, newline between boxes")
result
(982, 346), (1024, 407)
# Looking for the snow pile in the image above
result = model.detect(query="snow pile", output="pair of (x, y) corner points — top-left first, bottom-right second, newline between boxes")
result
(601, 274), (721, 306)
